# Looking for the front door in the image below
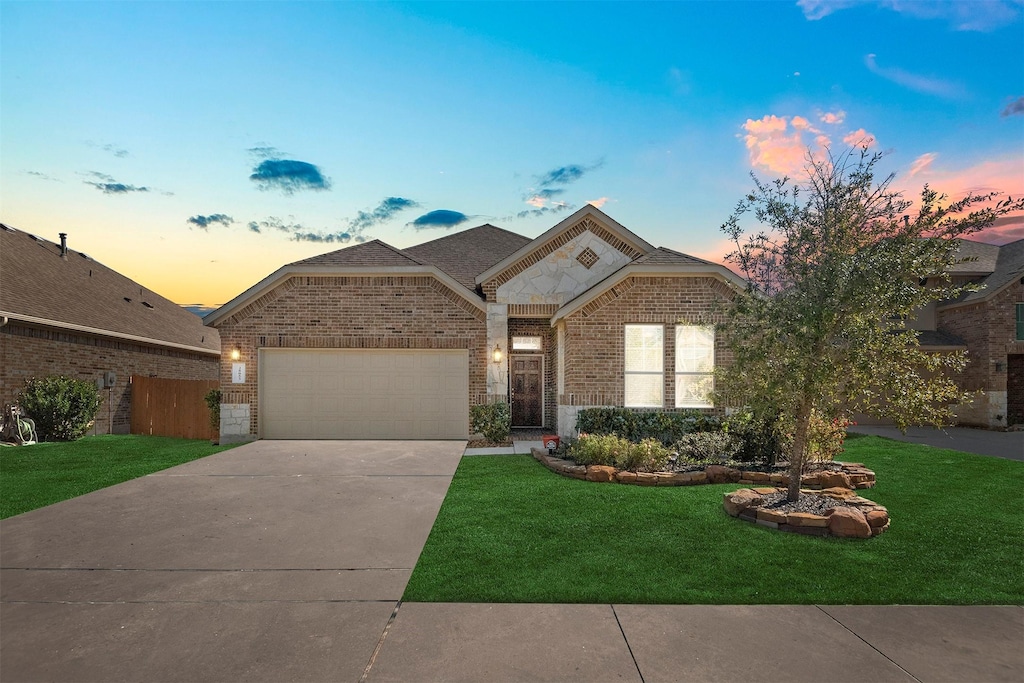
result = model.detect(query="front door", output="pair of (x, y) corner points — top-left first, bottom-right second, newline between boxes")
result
(511, 355), (542, 427)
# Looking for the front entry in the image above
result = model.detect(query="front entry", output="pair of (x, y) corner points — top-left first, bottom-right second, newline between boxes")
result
(511, 355), (543, 427)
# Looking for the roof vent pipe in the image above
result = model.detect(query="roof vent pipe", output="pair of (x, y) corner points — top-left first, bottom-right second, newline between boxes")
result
(59, 233), (68, 259)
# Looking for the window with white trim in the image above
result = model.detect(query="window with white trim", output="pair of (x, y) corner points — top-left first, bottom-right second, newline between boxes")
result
(624, 324), (663, 407)
(675, 325), (714, 408)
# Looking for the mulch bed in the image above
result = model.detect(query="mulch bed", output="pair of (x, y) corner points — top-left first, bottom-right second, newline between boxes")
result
(467, 438), (513, 448)
(757, 490), (844, 515)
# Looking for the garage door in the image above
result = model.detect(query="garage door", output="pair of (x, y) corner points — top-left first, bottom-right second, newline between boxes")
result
(260, 349), (469, 439)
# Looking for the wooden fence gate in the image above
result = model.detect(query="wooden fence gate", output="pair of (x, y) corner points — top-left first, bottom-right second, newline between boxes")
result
(130, 376), (219, 440)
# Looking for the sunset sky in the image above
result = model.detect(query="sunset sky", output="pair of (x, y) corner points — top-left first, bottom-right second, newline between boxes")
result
(2, 1), (1022, 308)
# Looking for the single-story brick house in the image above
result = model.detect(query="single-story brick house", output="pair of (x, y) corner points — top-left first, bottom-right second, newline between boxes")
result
(205, 206), (746, 441)
(0, 224), (221, 434)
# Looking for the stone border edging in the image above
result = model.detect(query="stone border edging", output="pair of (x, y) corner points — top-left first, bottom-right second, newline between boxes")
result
(529, 447), (876, 490)
(723, 487), (890, 538)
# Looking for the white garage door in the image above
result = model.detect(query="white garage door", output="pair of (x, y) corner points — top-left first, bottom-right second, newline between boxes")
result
(260, 349), (469, 439)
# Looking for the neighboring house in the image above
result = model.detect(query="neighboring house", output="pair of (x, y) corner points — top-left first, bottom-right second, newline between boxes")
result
(931, 239), (1024, 427)
(205, 205), (745, 441)
(0, 224), (221, 434)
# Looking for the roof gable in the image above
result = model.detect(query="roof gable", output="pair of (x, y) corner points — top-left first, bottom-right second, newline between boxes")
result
(290, 239), (423, 267)
(475, 205), (655, 289)
(0, 224), (219, 353)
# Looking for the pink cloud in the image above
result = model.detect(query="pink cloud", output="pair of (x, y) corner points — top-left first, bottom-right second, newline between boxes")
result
(742, 114), (835, 176)
(896, 155), (1024, 244)
(526, 196), (547, 208)
(588, 197), (609, 208)
(820, 110), (846, 125)
(907, 152), (938, 177)
(842, 128), (877, 148)
(791, 115), (811, 130)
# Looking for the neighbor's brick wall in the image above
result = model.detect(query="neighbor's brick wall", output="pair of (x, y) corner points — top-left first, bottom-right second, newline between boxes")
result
(561, 276), (734, 410)
(938, 281), (1024, 425)
(508, 317), (558, 430)
(213, 275), (488, 436)
(0, 323), (219, 434)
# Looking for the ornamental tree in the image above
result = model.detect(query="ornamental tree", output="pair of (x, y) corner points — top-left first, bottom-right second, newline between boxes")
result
(716, 148), (1022, 501)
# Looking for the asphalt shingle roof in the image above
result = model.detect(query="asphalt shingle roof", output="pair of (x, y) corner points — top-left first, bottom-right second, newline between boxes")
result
(634, 247), (714, 266)
(402, 225), (533, 290)
(0, 224), (219, 353)
(290, 239), (424, 267)
(956, 238), (1024, 304)
(949, 239), (1001, 273)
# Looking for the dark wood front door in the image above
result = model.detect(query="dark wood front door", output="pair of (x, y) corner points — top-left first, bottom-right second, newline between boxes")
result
(512, 355), (543, 427)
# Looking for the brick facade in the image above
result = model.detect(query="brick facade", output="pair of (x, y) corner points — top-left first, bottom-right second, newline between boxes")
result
(213, 275), (488, 437)
(938, 281), (1024, 426)
(0, 323), (218, 434)
(560, 276), (734, 409)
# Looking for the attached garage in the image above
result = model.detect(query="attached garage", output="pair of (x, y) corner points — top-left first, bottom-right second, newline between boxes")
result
(259, 349), (469, 439)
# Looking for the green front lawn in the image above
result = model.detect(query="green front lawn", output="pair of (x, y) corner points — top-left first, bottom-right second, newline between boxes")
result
(1, 435), (238, 519)
(404, 436), (1024, 604)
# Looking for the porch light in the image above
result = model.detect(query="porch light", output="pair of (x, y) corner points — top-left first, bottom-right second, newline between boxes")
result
(492, 344), (503, 363)
(230, 348), (241, 361)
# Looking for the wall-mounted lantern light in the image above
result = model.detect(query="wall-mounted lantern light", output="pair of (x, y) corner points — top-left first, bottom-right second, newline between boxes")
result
(230, 348), (241, 361)
(492, 344), (503, 364)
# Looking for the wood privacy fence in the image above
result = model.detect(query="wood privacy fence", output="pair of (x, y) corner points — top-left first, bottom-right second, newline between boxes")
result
(130, 376), (219, 440)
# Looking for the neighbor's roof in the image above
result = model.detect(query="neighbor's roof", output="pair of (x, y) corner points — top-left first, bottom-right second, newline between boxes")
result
(404, 224), (532, 290)
(917, 329), (967, 348)
(0, 224), (219, 355)
(633, 246), (716, 266)
(948, 239), (1001, 274)
(940, 238), (1024, 309)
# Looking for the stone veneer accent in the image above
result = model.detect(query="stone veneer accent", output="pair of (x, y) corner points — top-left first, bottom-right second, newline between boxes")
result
(219, 403), (255, 444)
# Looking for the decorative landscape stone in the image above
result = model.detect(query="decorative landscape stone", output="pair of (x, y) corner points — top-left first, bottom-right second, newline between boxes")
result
(720, 485), (890, 539)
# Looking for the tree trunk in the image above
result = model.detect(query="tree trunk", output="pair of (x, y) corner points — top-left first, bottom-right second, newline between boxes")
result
(788, 398), (813, 502)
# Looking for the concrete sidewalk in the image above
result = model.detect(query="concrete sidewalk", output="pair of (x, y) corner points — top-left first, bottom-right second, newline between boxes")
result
(365, 603), (1024, 682)
(849, 425), (1024, 460)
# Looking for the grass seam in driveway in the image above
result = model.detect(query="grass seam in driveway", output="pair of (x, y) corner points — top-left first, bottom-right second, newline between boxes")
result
(403, 436), (1024, 605)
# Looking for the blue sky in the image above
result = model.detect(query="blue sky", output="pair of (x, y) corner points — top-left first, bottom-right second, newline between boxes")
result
(2, 0), (1022, 306)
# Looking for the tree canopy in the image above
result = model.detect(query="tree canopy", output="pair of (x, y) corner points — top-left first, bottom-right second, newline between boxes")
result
(716, 149), (1022, 500)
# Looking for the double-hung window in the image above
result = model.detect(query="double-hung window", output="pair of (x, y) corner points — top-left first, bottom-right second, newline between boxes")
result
(624, 324), (663, 407)
(675, 325), (714, 408)
(1016, 303), (1024, 341)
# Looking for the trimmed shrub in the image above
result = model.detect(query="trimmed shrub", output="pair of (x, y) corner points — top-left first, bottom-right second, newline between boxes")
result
(575, 407), (720, 445)
(722, 409), (782, 465)
(568, 434), (671, 472)
(203, 388), (222, 432)
(470, 402), (511, 443)
(674, 431), (743, 465)
(18, 375), (102, 441)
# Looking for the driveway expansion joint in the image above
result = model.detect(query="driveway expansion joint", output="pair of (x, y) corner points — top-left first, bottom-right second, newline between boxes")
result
(611, 604), (646, 683)
(360, 599), (402, 683)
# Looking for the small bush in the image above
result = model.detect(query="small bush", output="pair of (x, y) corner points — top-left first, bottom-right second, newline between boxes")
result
(203, 388), (222, 432)
(575, 407), (720, 445)
(569, 434), (671, 472)
(18, 375), (102, 441)
(470, 402), (510, 443)
(722, 409), (782, 465)
(674, 431), (743, 465)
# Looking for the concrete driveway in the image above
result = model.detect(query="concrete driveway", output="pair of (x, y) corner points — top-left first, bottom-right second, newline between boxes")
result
(0, 440), (465, 682)
(849, 424), (1024, 460)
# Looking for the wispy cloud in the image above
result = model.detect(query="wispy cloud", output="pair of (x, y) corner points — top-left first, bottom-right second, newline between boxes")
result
(348, 197), (420, 231)
(25, 170), (61, 182)
(507, 202), (575, 221)
(86, 140), (129, 158)
(246, 216), (308, 234)
(409, 209), (470, 230)
(187, 214), (234, 230)
(83, 171), (150, 194)
(842, 128), (877, 148)
(907, 152), (938, 177)
(864, 53), (965, 99)
(250, 158), (331, 194)
(537, 161), (603, 188)
(1001, 96), (1024, 117)
(247, 146), (280, 160)
(588, 197), (610, 208)
(798, 0), (1020, 31)
(292, 230), (366, 244)
(819, 110), (846, 125)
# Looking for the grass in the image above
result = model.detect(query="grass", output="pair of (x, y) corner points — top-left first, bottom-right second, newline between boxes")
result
(0, 435), (238, 519)
(404, 436), (1024, 604)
